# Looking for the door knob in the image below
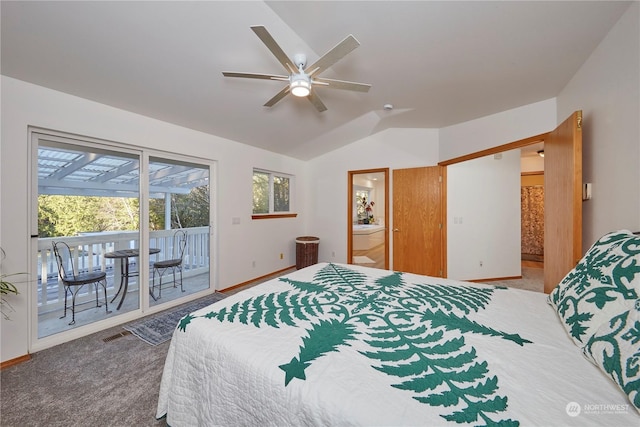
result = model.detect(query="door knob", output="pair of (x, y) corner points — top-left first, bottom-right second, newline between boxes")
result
(393, 228), (400, 232)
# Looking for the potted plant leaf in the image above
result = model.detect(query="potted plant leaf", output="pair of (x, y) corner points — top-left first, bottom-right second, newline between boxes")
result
(1, 247), (21, 320)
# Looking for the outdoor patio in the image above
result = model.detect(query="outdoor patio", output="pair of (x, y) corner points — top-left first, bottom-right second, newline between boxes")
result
(37, 227), (210, 338)
(38, 272), (210, 337)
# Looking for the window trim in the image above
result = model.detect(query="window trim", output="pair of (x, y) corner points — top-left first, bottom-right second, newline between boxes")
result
(251, 213), (298, 220)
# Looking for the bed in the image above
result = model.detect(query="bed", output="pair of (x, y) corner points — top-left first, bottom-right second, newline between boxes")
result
(157, 230), (640, 426)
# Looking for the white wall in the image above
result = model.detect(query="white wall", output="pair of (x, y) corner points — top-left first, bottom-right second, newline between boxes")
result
(307, 128), (440, 265)
(447, 149), (521, 280)
(556, 2), (640, 249)
(439, 100), (556, 279)
(0, 76), (306, 361)
(441, 3), (639, 274)
(439, 98), (557, 161)
(521, 155), (545, 173)
(370, 179), (385, 224)
(313, 98), (556, 279)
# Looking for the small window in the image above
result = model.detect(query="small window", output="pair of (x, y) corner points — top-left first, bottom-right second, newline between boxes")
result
(253, 169), (293, 216)
(355, 189), (370, 219)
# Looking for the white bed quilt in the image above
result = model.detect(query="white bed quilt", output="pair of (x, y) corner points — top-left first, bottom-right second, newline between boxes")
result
(157, 263), (638, 426)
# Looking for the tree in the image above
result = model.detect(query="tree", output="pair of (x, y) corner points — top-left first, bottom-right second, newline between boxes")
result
(38, 195), (139, 237)
(253, 171), (269, 214)
(38, 186), (208, 237)
(149, 185), (210, 230)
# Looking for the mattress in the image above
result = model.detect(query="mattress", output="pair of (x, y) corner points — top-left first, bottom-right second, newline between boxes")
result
(156, 262), (638, 426)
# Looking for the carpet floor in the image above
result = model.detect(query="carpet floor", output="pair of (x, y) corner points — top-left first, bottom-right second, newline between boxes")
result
(479, 266), (544, 293)
(0, 265), (293, 427)
(0, 294), (228, 427)
(1, 322), (171, 426)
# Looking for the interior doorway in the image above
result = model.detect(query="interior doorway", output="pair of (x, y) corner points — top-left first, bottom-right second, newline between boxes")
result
(347, 168), (389, 269)
(438, 110), (582, 294)
(520, 171), (545, 294)
(520, 141), (545, 268)
(521, 171), (544, 265)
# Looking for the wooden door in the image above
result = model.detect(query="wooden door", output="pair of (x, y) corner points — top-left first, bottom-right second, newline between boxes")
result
(392, 166), (444, 276)
(544, 111), (583, 293)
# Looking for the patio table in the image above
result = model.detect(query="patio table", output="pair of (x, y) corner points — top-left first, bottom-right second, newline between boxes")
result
(104, 248), (160, 310)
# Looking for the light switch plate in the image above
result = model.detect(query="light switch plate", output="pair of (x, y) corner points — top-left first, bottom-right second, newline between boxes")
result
(582, 183), (592, 200)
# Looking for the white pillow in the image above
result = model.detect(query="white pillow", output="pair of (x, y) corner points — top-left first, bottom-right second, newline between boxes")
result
(548, 230), (640, 345)
(582, 303), (640, 411)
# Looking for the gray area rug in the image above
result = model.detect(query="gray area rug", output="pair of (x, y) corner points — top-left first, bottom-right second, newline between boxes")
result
(124, 292), (226, 345)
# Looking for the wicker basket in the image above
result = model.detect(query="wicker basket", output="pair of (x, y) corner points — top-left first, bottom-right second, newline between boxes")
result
(295, 236), (320, 270)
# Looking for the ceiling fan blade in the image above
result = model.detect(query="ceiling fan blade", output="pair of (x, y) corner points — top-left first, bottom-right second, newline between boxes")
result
(264, 86), (290, 107)
(222, 71), (288, 81)
(251, 26), (296, 73)
(306, 35), (360, 77)
(314, 77), (371, 92)
(307, 92), (328, 112)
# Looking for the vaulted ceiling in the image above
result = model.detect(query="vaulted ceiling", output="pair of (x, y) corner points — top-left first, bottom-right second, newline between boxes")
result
(1, 1), (632, 160)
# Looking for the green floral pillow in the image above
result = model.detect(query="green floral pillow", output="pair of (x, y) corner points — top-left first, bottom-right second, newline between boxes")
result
(583, 304), (640, 411)
(548, 230), (640, 346)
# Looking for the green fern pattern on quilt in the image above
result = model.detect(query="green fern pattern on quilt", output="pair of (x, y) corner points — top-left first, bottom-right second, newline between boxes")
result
(179, 263), (532, 426)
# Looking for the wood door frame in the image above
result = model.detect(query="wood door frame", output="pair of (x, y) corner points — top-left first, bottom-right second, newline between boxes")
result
(347, 168), (389, 269)
(438, 133), (549, 167)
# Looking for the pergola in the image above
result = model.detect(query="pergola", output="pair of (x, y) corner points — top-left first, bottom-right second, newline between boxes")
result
(38, 142), (209, 229)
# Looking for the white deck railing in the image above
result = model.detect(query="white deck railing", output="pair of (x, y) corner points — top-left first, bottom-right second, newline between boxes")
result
(37, 226), (210, 313)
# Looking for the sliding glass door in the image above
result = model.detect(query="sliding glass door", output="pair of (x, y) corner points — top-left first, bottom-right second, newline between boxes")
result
(32, 131), (214, 342)
(35, 135), (141, 338)
(148, 157), (210, 307)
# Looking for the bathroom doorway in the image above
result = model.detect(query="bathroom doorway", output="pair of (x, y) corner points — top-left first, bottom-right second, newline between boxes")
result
(521, 171), (544, 265)
(347, 168), (389, 269)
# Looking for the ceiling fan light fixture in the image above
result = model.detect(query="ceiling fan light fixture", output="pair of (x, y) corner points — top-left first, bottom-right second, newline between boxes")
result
(290, 74), (311, 97)
(224, 26), (369, 111)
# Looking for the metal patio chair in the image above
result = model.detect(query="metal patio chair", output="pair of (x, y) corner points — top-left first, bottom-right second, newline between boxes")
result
(52, 241), (111, 325)
(151, 230), (187, 300)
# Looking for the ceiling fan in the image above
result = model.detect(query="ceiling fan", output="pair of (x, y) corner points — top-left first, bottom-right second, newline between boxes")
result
(222, 26), (371, 112)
